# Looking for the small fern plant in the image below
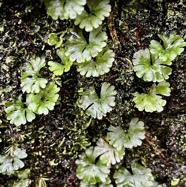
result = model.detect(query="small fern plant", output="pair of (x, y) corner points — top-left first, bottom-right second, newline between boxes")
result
(45, 0), (115, 78)
(132, 32), (185, 112)
(5, 56), (60, 126)
(76, 118), (146, 185)
(21, 57), (48, 93)
(77, 48), (115, 77)
(76, 118), (166, 187)
(47, 29), (115, 77)
(5, 96), (36, 126)
(133, 81), (171, 113)
(26, 82), (60, 115)
(44, 0), (111, 32)
(0, 146), (27, 175)
(77, 82), (117, 119)
(74, 0), (111, 32)
(132, 32), (186, 82)
(44, 0), (86, 20)
(10, 169), (31, 187)
(48, 48), (73, 76)
(65, 27), (108, 63)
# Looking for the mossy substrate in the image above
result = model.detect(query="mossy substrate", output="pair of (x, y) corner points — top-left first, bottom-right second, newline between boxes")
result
(0, 0), (186, 186)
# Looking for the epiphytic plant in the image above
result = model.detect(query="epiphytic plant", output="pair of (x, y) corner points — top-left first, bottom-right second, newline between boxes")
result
(21, 57), (48, 94)
(65, 27), (108, 63)
(77, 48), (115, 77)
(133, 81), (171, 112)
(133, 32), (186, 82)
(44, 0), (86, 20)
(0, 146), (27, 175)
(26, 82), (60, 115)
(5, 96), (36, 126)
(74, 0), (111, 32)
(78, 82), (117, 119)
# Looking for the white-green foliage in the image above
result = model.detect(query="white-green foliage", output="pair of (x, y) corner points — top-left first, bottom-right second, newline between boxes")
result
(76, 118), (144, 185)
(76, 118), (163, 186)
(77, 48), (114, 77)
(132, 33), (181, 112)
(150, 32), (186, 62)
(6, 55), (61, 126)
(12, 179), (31, 187)
(65, 27), (107, 63)
(133, 32), (186, 82)
(107, 118), (145, 149)
(114, 162), (155, 187)
(47, 33), (63, 48)
(5, 97), (36, 126)
(45, 1), (114, 78)
(12, 169), (31, 187)
(94, 138), (125, 166)
(78, 82), (116, 119)
(35, 177), (47, 187)
(21, 57), (48, 93)
(26, 82), (60, 115)
(155, 81), (171, 96)
(133, 81), (171, 112)
(76, 147), (110, 184)
(44, 0), (86, 20)
(48, 48), (73, 76)
(133, 48), (172, 82)
(0, 147), (27, 175)
(74, 0), (111, 32)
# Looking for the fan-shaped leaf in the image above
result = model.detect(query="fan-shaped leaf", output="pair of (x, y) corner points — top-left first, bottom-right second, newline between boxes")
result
(14, 148), (27, 159)
(155, 81), (171, 96)
(44, 0), (86, 20)
(0, 147), (27, 175)
(133, 92), (166, 112)
(150, 32), (186, 62)
(74, 0), (111, 32)
(76, 147), (110, 184)
(133, 81), (171, 112)
(94, 138), (125, 166)
(47, 33), (63, 48)
(26, 82), (60, 115)
(77, 49), (114, 77)
(80, 177), (113, 187)
(5, 97), (36, 126)
(0, 156), (14, 175)
(132, 49), (172, 82)
(21, 57), (48, 93)
(48, 48), (73, 76)
(78, 82), (116, 119)
(12, 179), (31, 187)
(114, 162), (154, 187)
(65, 27), (107, 63)
(107, 118), (145, 150)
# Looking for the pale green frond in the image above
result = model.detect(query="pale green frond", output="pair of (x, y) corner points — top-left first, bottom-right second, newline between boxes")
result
(94, 138), (125, 166)
(26, 82), (60, 115)
(107, 118), (145, 150)
(77, 49), (114, 77)
(74, 0), (111, 32)
(76, 147), (110, 184)
(5, 97), (36, 126)
(44, 0), (86, 20)
(114, 162), (155, 187)
(78, 82), (116, 119)
(65, 27), (107, 63)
